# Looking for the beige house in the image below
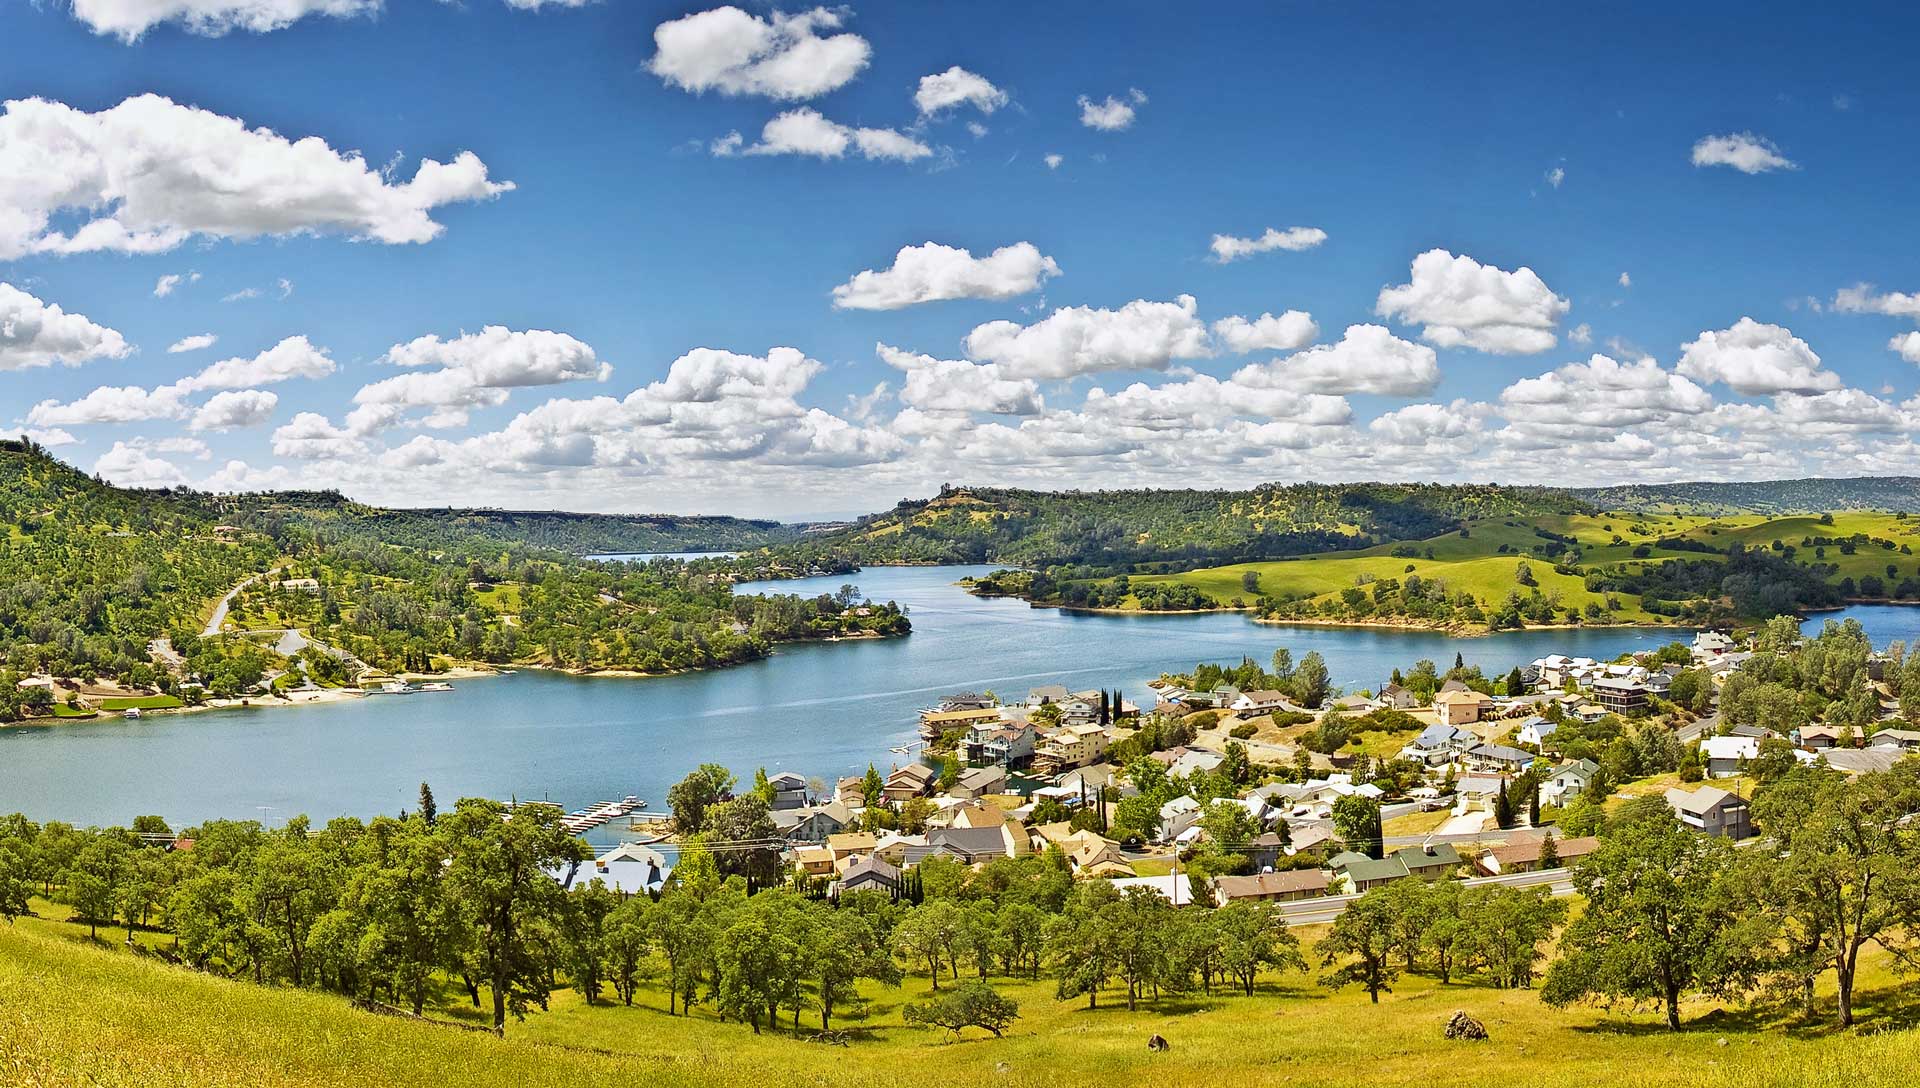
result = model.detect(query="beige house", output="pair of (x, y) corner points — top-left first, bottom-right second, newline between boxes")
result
(1434, 689), (1495, 726)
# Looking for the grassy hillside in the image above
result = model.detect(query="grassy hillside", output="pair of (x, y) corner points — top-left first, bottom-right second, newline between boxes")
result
(4, 904), (1918, 1088)
(1118, 509), (1920, 629)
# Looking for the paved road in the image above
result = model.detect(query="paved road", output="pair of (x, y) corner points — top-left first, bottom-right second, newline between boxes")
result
(1676, 710), (1720, 742)
(1272, 866), (1575, 926)
(201, 574), (262, 637)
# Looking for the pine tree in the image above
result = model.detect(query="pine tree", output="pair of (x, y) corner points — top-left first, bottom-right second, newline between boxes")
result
(1528, 785), (1541, 828)
(1494, 781), (1514, 829)
(418, 782), (437, 827)
(1538, 830), (1560, 870)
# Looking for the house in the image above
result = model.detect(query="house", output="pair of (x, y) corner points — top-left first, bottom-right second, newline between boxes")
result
(1246, 830), (1288, 871)
(1391, 842), (1463, 881)
(907, 824), (1025, 866)
(766, 771), (810, 811)
(937, 691), (996, 712)
(1108, 873), (1199, 906)
(790, 845), (836, 877)
(1065, 834), (1132, 877)
(277, 577), (321, 592)
(834, 776), (867, 807)
(948, 765), (1007, 800)
(1027, 684), (1070, 707)
(1163, 746), (1226, 779)
(1284, 824), (1337, 856)
(1473, 834), (1598, 876)
(1821, 748), (1904, 775)
(553, 842), (670, 896)
(1435, 689), (1495, 726)
(1439, 679), (1470, 695)
(1542, 758), (1601, 805)
(774, 801), (854, 842)
(1032, 723), (1110, 773)
(959, 723), (1037, 768)
(1571, 702), (1608, 724)
(1726, 723), (1776, 740)
(1399, 724), (1477, 766)
(834, 855), (903, 898)
(1692, 631), (1736, 661)
(883, 763), (937, 802)
(1329, 851), (1410, 892)
(1379, 682), (1418, 709)
(1213, 868), (1331, 905)
(1157, 795), (1203, 843)
(1664, 785), (1752, 840)
(1465, 743), (1534, 774)
(1700, 735), (1758, 778)
(1453, 774), (1510, 816)
(1229, 690), (1293, 714)
(1796, 725), (1843, 750)
(1870, 728), (1920, 750)
(1515, 717), (1558, 749)
(825, 831), (878, 860)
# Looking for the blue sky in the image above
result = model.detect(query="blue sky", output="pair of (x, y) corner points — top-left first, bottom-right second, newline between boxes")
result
(2, 2), (1919, 518)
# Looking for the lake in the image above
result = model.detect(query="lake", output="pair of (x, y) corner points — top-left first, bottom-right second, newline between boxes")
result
(4, 567), (1911, 831)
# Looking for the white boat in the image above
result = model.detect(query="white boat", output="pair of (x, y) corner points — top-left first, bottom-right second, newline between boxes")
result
(123, 708), (142, 720)
(417, 681), (453, 692)
(373, 681), (416, 695)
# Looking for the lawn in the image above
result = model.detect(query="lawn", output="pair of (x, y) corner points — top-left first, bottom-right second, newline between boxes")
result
(7, 903), (1920, 1088)
(97, 695), (185, 711)
(1383, 808), (1453, 837)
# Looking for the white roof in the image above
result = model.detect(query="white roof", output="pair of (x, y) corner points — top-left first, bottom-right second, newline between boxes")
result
(1701, 735), (1759, 761)
(1107, 874), (1196, 906)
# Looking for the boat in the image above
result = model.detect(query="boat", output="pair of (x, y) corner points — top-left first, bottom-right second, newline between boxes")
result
(372, 681), (416, 695)
(123, 708), (142, 720)
(417, 681), (453, 692)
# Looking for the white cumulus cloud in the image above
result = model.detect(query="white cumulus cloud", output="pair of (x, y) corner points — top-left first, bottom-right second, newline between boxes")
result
(92, 441), (189, 488)
(1676, 318), (1839, 395)
(1375, 248), (1570, 354)
(964, 295), (1211, 380)
(1890, 332), (1920, 364)
(649, 6), (870, 100)
(1208, 226), (1327, 263)
(832, 241), (1059, 310)
(1077, 88), (1145, 131)
(0, 282), (132, 371)
(350, 326), (611, 432)
(1210, 311), (1318, 354)
(0, 94), (512, 260)
(167, 334), (218, 354)
(190, 389), (279, 431)
(1234, 324), (1439, 396)
(69, 0), (378, 42)
(1691, 132), (1796, 174)
(153, 271), (200, 297)
(877, 344), (1042, 415)
(915, 67), (1007, 116)
(713, 108), (931, 162)
(176, 335), (335, 392)
(1833, 283), (1920, 321)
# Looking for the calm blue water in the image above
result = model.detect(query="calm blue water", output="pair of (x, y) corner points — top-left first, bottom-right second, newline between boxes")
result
(1800, 604), (1920, 647)
(0, 564), (1761, 829)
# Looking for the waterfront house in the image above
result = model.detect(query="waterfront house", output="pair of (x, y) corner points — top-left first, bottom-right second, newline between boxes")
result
(883, 763), (937, 802)
(1700, 735), (1758, 778)
(1391, 842), (1464, 881)
(948, 765), (1008, 800)
(1473, 834), (1598, 876)
(775, 801), (854, 842)
(1033, 723), (1110, 773)
(1691, 631), (1736, 661)
(1379, 682), (1418, 709)
(1663, 785), (1752, 840)
(1027, 684), (1070, 707)
(766, 771), (810, 811)
(919, 705), (1004, 742)
(1212, 869), (1331, 905)
(1329, 851), (1410, 893)
(1229, 689), (1293, 714)
(1515, 717), (1557, 749)
(959, 723), (1037, 768)
(937, 691), (996, 712)
(1435, 689), (1495, 726)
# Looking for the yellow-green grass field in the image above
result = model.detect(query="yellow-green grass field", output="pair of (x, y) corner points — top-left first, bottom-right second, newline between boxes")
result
(1123, 510), (1920, 625)
(7, 899), (1920, 1088)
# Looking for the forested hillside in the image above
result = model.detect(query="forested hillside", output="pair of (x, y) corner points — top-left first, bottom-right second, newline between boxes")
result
(0, 441), (903, 710)
(773, 483), (1593, 569)
(1576, 477), (1920, 515)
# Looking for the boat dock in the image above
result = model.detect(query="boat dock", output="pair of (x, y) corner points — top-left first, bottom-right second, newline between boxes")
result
(560, 795), (647, 835)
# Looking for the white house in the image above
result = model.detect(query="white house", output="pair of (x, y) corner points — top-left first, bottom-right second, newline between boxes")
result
(1515, 716), (1558, 749)
(1701, 734), (1759, 778)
